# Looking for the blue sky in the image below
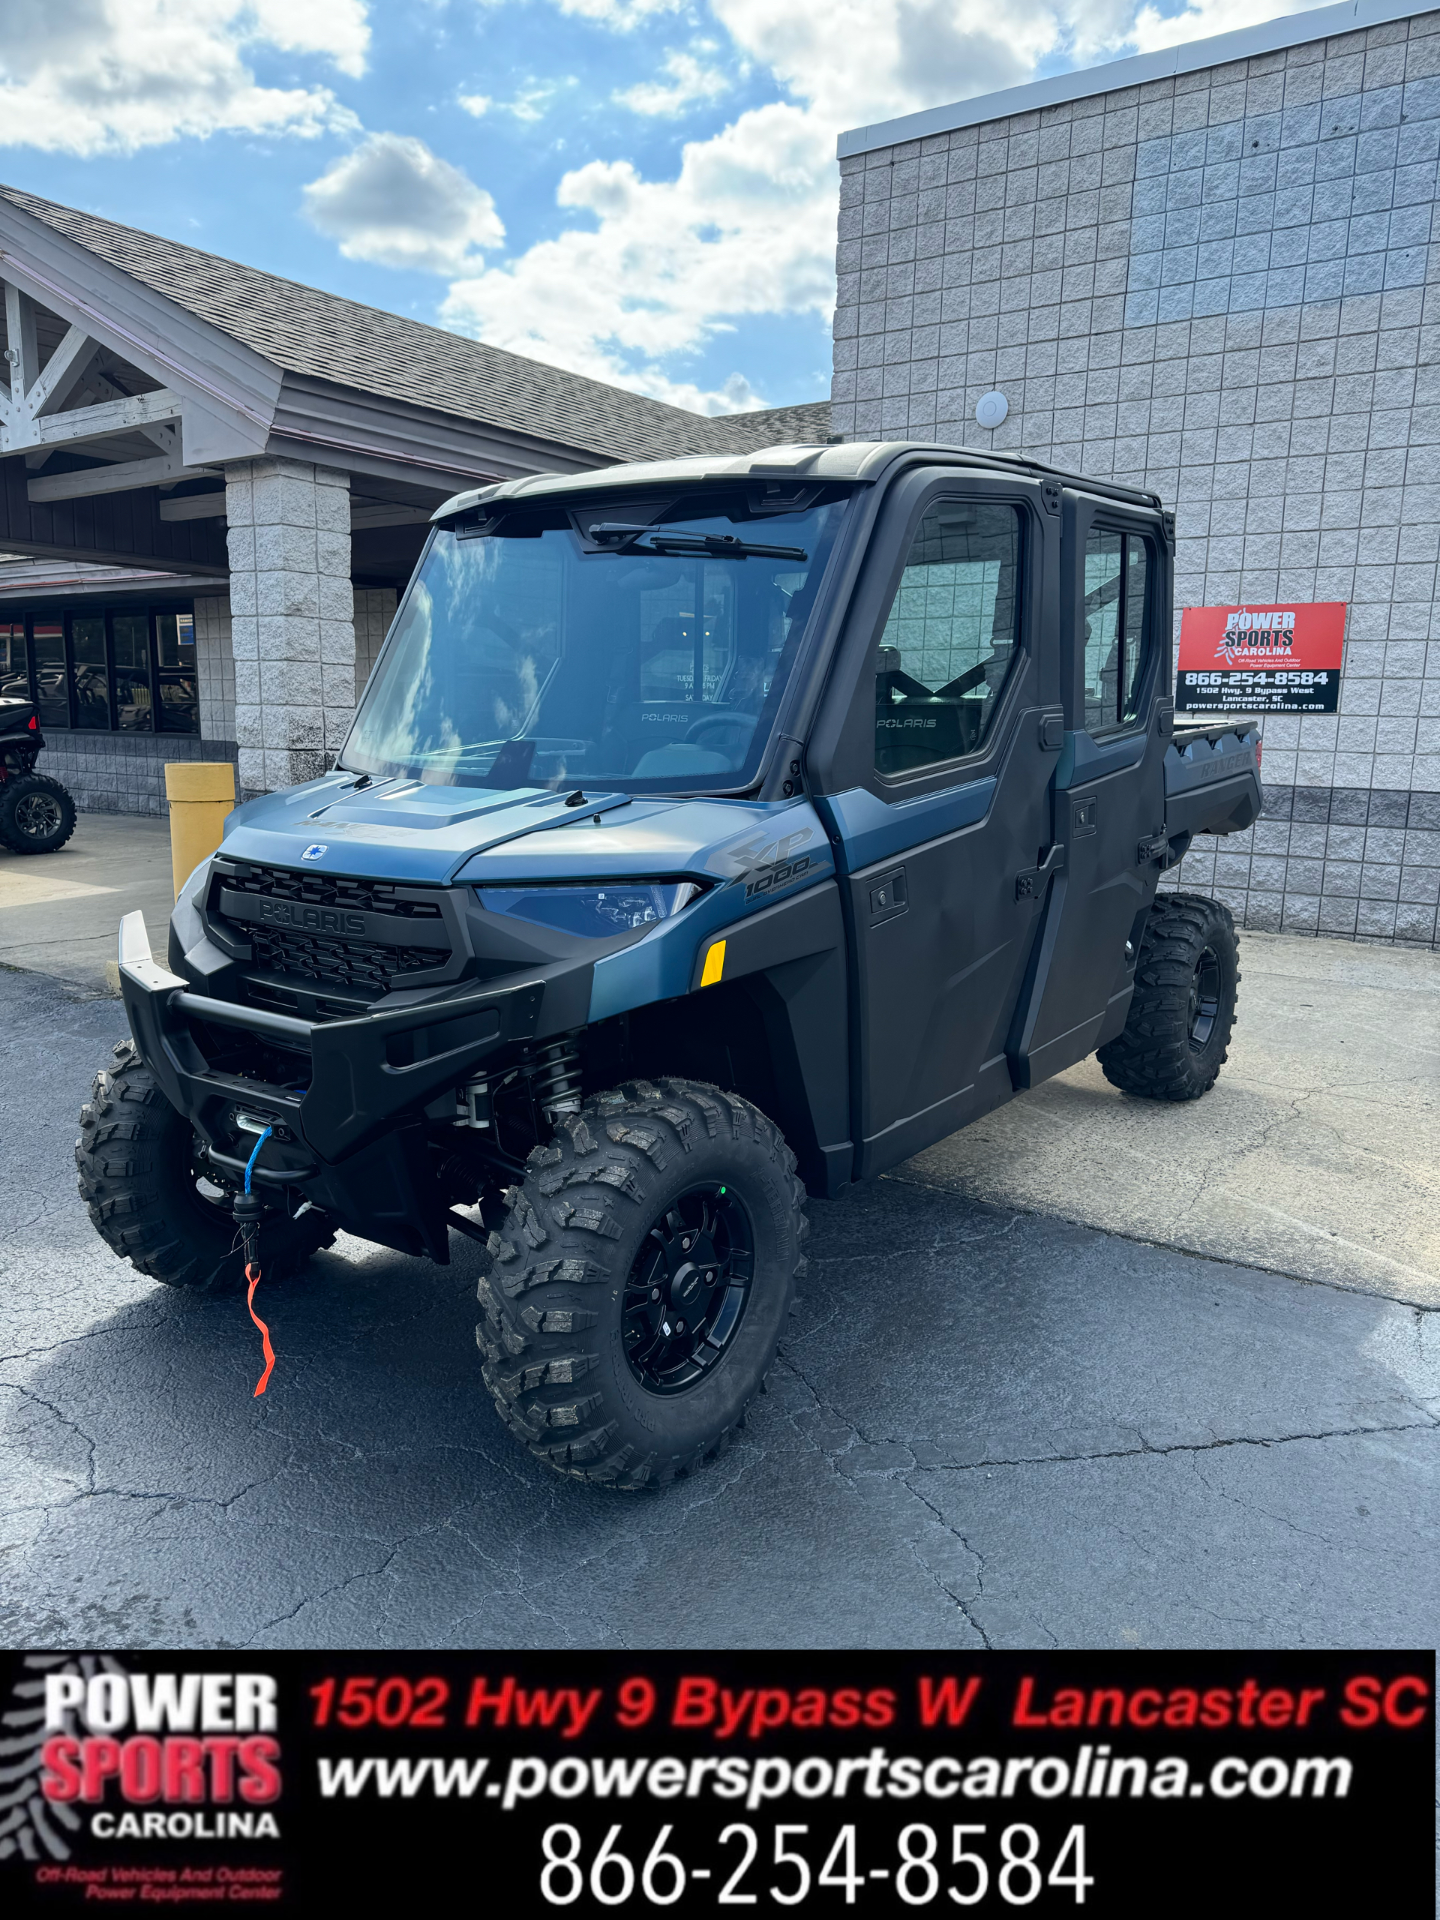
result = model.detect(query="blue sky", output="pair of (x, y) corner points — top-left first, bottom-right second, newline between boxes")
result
(0, 0), (1311, 417)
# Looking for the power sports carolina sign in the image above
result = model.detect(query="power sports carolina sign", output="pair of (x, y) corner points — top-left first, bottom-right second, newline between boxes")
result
(1176, 602), (1347, 715)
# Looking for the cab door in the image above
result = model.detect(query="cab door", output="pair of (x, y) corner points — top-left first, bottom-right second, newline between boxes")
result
(1008, 495), (1172, 1087)
(807, 469), (1064, 1180)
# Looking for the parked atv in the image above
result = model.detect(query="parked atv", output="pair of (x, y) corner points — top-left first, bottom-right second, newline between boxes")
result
(81, 439), (1261, 1487)
(0, 694), (78, 854)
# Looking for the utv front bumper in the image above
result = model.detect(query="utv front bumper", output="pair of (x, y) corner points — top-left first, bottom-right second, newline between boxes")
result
(114, 911), (590, 1259)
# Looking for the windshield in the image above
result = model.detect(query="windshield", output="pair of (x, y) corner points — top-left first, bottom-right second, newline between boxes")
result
(342, 488), (852, 792)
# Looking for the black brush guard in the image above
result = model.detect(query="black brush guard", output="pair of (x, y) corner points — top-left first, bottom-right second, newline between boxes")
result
(115, 911), (592, 1260)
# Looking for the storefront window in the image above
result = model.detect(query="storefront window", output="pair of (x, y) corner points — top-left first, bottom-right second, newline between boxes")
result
(155, 612), (198, 733)
(32, 622), (67, 730)
(0, 608), (198, 734)
(0, 624), (26, 701)
(113, 615), (153, 731)
(72, 617), (110, 730)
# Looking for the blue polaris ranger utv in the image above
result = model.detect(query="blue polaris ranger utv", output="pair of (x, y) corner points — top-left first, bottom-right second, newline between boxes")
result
(79, 440), (1261, 1487)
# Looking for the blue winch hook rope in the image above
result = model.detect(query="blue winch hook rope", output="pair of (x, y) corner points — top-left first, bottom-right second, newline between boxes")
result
(238, 1127), (275, 1396)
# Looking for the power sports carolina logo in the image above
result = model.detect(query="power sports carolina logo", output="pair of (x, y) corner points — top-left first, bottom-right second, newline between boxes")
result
(1212, 606), (1298, 666)
(2, 1655), (283, 1848)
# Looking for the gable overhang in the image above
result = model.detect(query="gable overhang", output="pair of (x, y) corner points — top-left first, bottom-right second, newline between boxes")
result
(267, 371), (612, 494)
(0, 193), (281, 469)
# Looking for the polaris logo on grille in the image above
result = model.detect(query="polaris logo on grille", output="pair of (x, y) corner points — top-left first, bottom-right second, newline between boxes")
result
(301, 844), (327, 861)
(259, 901), (365, 935)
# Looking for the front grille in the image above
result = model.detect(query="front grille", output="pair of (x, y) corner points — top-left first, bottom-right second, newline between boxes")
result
(248, 927), (449, 990)
(212, 860), (453, 992)
(217, 862), (445, 922)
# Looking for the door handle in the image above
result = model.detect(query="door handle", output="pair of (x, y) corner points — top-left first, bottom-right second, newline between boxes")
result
(1015, 844), (1066, 901)
(868, 866), (907, 925)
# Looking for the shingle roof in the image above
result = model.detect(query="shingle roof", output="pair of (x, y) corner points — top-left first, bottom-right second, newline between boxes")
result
(0, 186), (829, 466)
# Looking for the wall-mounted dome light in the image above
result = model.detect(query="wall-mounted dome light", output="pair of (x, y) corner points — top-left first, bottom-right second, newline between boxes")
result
(974, 391), (1009, 429)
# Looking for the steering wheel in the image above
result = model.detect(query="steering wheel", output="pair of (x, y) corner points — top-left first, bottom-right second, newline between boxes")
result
(684, 711), (757, 745)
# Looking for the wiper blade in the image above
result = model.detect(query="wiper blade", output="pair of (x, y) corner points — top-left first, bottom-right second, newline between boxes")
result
(637, 531), (808, 561)
(585, 522), (807, 561)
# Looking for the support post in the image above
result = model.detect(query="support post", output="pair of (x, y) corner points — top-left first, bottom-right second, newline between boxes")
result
(224, 458), (354, 796)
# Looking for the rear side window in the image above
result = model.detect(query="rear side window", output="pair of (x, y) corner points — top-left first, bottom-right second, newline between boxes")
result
(1082, 529), (1153, 731)
(874, 500), (1022, 778)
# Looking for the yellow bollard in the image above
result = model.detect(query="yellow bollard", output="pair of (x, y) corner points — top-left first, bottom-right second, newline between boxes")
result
(165, 762), (235, 900)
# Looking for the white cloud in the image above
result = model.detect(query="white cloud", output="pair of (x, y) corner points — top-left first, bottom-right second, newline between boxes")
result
(246, 0), (370, 77)
(0, 0), (369, 156)
(303, 133), (504, 273)
(614, 50), (730, 115)
(440, 100), (835, 409)
(457, 76), (576, 122)
(546, 0), (686, 24)
(1129, 0), (1318, 52)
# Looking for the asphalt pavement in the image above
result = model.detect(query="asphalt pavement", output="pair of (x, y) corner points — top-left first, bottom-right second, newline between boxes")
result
(1, 962), (1435, 1651)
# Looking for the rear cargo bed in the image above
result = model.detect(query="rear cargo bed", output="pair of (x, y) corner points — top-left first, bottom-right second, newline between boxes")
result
(1165, 716), (1263, 843)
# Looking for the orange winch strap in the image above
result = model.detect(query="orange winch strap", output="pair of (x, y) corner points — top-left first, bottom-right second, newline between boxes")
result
(245, 1263), (276, 1397)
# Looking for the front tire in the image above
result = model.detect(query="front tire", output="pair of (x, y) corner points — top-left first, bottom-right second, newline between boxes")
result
(477, 1079), (807, 1488)
(76, 1038), (335, 1289)
(0, 772), (77, 854)
(1097, 892), (1239, 1100)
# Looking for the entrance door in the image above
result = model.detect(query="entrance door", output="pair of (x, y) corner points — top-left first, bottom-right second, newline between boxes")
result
(1009, 501), (1171, 1085)
(812, 474), (1064, 1179)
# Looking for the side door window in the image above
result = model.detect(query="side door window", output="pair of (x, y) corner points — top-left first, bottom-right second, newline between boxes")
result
(874, 501), (1023, 778)
(1082, 529), (1153, 732)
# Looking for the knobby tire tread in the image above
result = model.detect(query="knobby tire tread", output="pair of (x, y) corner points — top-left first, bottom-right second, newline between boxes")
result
(76, 1038), (334, 1290)
(476, 1078), (807, 1490)
(1096, 891), (1240, 1101)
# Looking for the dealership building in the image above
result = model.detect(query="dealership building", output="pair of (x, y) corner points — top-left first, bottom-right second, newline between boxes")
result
(9, 0), (1440, 948)
(834, 0), (1440, 944)
(0, 186), (825, 816)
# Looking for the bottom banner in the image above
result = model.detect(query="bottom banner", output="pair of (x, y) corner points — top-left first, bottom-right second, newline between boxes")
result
(1, 1652), (1432, 1914)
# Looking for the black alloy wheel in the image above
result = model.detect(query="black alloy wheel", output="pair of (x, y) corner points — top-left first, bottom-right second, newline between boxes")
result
(0, 771), (77, 855)
(1187, 946), (1222, 1050)
(477, 1078), (807, 1488)
(15, 789), (63, 840)
(621, 1185), (754, 1395)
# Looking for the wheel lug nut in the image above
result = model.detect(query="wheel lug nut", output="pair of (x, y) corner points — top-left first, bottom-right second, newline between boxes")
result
(675, 1318), (686, 1333)
(651, 1286), (661, 1301)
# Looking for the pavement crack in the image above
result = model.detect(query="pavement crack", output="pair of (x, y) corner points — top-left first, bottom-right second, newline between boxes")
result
(903, 1418), (1438, 1473)
(902, 1478), (992, 1650)
(5, 1381), (96, 1494)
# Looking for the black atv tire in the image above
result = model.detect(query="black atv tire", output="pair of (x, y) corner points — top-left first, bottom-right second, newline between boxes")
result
(76, 1038), (335, 1290)
(477, 1078), (807, 1489)
(0, 771), (77, 854)
(1097, 892), (1240, 1101)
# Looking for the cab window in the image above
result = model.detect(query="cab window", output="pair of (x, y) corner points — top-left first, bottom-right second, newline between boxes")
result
(1082, 529), (1153, 731)
(874, 501), (1022, 778)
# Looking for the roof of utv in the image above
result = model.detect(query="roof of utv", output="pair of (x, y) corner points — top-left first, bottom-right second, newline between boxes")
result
(432, 441), (1167, 520)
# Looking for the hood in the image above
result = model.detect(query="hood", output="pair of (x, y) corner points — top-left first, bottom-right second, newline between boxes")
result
(220, 771), (816, 888)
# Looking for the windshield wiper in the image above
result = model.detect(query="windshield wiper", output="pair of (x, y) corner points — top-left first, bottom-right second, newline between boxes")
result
(639, 532), (808, 561)
(587, 522), (807, 562)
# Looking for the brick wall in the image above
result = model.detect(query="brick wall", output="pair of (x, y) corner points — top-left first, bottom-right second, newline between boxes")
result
(46, 730), (239, 819)
(832, 8), (1440, 943)
(194, 591), (234, 743)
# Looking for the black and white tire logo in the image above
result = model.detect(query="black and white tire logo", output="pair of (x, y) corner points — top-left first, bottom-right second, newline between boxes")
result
(0, 1653), (127, 1861)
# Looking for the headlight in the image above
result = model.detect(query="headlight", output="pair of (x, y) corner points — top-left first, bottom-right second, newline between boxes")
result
(476, 881), (700, 938)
